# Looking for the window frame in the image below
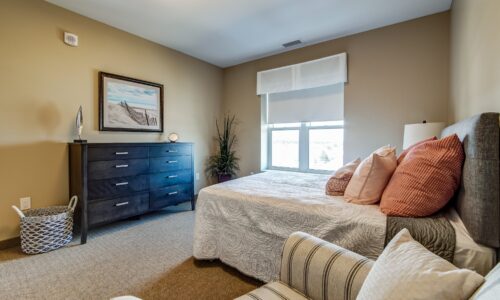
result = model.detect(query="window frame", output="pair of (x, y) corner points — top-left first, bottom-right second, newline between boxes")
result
(267, 121), (344, 173)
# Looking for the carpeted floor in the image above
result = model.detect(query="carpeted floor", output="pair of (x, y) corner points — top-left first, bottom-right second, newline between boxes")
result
(0, 203), (261, 300)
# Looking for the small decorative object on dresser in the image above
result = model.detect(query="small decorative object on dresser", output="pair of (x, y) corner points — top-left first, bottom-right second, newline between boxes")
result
(69, 142), (194, 244)
(168, 132), (179, 143)
(74, 106), (86, 143)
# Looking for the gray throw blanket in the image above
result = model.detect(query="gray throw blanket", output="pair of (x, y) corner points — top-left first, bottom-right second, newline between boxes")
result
(386, 214), (456, 262)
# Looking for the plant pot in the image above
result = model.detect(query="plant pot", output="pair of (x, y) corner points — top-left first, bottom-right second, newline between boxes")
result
(218, 174), (232, 183)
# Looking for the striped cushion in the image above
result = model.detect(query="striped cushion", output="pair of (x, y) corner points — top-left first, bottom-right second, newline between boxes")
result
(380, 134), (465, 217)
(279, 232), (373, 300)
(235, 281), (309, 300)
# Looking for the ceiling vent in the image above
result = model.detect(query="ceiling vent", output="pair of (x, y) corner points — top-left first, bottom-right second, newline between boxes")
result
(282, 40), (302, 48)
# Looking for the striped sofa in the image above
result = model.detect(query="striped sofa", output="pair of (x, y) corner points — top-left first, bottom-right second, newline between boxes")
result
(236, 232), (373, 300)
(236, 232), (500, 300)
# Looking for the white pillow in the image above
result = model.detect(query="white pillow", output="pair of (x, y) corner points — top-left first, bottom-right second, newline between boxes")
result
(357, 229), (484, 300)
(344, 145), (397, 204)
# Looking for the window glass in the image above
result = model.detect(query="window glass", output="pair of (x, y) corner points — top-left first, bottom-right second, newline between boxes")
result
(308, 128), (344, 170)
(271, 130), (299, 168)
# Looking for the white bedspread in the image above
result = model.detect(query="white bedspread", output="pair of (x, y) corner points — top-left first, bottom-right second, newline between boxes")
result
(193, 171), (496, 281)
(193, 171), (387, 282)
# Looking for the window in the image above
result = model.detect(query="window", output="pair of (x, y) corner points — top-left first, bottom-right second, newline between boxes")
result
(267, 121), (344, 172)
(258, 53), (347, 173)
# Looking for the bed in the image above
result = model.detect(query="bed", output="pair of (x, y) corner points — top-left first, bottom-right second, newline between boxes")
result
(193, 113), (500, 282)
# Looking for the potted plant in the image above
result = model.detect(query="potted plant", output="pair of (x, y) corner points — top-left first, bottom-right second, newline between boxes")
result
(206, 114), (240, 183)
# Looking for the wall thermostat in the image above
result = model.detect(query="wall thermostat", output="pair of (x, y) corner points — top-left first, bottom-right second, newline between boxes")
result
(64, 32), (78, 47)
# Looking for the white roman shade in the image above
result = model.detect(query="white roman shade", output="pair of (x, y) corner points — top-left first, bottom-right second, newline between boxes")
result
(256, 52), (347, 95)
(267, 84), (344, 124)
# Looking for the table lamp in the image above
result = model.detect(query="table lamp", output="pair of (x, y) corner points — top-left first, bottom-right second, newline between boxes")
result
(403, 121), (446, 149)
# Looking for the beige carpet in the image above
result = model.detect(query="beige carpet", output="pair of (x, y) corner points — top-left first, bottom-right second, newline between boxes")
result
(0, 203), (261, 299)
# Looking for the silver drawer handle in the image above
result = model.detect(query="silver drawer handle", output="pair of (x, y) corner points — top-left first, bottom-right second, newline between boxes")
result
(167, 175), (178, 179)
(166, 160), (178, 164)
(115, 182), (129, 186)
(115, 152), (129, 155)
(168, 191), (178, 196)
(115, 201), (129, 207)
(166, 150), (178, 153)
(115, 164), (129, 168)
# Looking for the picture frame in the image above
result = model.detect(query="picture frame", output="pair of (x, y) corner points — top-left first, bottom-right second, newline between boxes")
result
(99, 72), (164, 132)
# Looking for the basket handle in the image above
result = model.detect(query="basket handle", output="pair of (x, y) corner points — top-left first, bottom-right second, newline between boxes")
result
(68, 195), (78, 212)
(12, 205), (25, 218)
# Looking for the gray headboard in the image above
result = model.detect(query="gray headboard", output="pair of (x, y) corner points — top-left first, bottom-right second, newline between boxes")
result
(441, 113), (500, 250)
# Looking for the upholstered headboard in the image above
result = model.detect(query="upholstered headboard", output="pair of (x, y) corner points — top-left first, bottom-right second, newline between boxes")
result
(441, 113), (500, 250)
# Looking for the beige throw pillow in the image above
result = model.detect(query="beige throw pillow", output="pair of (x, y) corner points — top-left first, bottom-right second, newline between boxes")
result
(325, 158), (361, 196)
(357, 229), (484, 300)
(344, 145), (397, 204)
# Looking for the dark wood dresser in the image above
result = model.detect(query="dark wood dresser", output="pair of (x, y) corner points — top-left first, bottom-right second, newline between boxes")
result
(69, 142), (194, 244)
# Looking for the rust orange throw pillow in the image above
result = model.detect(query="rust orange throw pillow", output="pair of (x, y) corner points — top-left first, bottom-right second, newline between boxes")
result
(380, 134), (464, 217)
(397, 136), (437, 164)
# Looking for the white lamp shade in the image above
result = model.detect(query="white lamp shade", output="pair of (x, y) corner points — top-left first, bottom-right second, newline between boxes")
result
(403, 122), (446, 149)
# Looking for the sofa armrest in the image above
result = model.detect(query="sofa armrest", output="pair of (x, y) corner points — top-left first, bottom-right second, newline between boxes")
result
(280, 232), (374, 300)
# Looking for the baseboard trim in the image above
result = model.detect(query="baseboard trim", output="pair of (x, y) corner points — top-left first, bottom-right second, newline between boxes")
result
(0, 236), (20, 250)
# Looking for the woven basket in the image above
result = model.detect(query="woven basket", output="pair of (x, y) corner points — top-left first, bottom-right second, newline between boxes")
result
(12, 196), (78, 255)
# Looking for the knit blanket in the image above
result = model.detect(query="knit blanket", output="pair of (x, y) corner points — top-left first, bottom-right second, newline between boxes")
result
(386, 213), (456, 262)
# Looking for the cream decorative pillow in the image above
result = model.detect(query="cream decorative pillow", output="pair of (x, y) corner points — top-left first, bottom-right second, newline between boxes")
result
(344, 145), (397, 204)
(357, 229), (484, 300)
(325, 158), (361, 196)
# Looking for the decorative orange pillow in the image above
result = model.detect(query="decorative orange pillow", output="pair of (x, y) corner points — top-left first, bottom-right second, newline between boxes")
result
(380, 134), (464, 217)
(325, 158), (361, 196)
(344, 146), (397, 205)
(397, 136), (437, 164)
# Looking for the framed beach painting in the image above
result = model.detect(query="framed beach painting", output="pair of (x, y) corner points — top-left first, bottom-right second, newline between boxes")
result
(99, 72), (164, 132)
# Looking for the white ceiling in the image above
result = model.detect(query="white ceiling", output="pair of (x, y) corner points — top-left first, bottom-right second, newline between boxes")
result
(46, 0), (452, 68)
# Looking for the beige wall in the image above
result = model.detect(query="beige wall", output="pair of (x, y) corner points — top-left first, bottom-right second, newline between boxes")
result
(0, 0), (223, 242)
(0, 2), (452, 242)
(450, 0), (500, 122)
(223, 13), (450, 176)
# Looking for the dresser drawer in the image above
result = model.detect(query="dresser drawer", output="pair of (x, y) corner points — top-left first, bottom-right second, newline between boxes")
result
(88, 146), (148, 161)
(149, 144), (191, 157)
(88, 159), (149, 180)
(149, 156), (191, 173)
(88, 175), (149, 200)
(150, 184), (193, 209)
(149, 170), (192, 190)
(88, 193), (149, 226)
